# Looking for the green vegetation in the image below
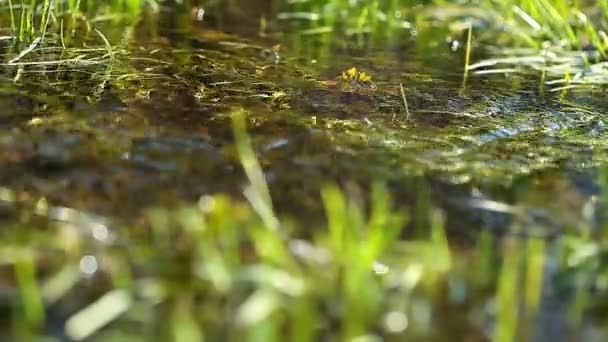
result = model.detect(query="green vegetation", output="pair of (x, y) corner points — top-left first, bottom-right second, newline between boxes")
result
(2, 0), (608, 341)
(1, 108), (605, 340)
(279, 0), (608, 86)
(3, 0), (150, 44)
(2, 110), (448, 340)
(464, 0), (608, 87)
(6, 0), (608, 86)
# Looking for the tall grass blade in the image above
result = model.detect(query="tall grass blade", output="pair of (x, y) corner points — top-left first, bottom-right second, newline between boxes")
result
(232, 109), (280, 232)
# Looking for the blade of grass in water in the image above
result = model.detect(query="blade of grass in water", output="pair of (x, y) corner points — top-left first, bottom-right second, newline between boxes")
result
(8, 0), (16, 35)
(39, 0), (54, 42)
(232, 109), (280, 232)
(14, 253), (45, 329)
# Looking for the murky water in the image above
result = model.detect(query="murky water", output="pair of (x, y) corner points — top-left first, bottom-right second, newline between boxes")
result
(2, 0), (608, 340)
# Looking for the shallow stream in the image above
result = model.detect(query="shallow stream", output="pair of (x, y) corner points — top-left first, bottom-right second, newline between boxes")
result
(2, 1), (608, 340)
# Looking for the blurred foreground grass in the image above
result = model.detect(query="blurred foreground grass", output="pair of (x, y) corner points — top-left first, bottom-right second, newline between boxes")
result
(0, 110), (606, 341)
(2, 109), (453, 340)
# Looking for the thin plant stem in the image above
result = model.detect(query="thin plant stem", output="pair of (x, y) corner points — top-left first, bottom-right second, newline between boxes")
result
(464, 21), (473, 76)
(399, 83), (410, 120)
(8, 0), (16, 35)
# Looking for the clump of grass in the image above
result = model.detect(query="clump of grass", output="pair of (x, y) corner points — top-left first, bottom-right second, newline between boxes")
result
(466, 0), (608, 87)
(0, 0), (160, 104)
(1, 0), (153, 63)
(495, 0), (608, 53)
(277, 0), (608, 87)
(278, 0), (414, 42)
